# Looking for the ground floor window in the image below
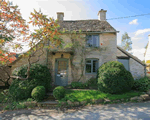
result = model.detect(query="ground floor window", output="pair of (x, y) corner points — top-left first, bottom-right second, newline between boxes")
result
(85, 59), (99, 74)
(117, 58), (129, 71)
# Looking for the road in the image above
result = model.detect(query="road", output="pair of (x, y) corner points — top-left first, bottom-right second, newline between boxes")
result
(1, 101), (150, 120)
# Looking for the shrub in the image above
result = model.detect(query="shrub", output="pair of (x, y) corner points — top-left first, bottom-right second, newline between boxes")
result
(9, 64), (52, 100)
(31, 86), (45, 102)
(53, 86), (65, 100)
(86, 77), (97, 87)
(70, 82), (83, 89)
(97, 61), (134, 94)
(132, 77), (150, 92)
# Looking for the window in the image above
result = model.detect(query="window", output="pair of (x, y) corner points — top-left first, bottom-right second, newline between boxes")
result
(117, 59), (129, 71)
(86, 35), (99, 47)
(85, 59), (99, 73)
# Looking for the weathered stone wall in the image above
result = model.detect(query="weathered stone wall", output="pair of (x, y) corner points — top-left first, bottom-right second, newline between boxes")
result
(130, 58), (145, 80)
(10, 32), (118, 85)
(10, 48), (47, 74)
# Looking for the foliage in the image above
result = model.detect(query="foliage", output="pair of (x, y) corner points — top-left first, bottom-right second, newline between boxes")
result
(70, 82), (83, 88)
(63, 30), (107, 83)
(0, 0), (29, 65)
(31, 86), (45, 102)
(53, 86), (65, 100)
(86, 77), (97, 87)
(12, 63), (52, 91)
(59, 89), (143, 104)
(132, 77), (150, 92)
(121, 32), (132, 52)
(97, 61), (134, 94)
(9, 64), (51, 100)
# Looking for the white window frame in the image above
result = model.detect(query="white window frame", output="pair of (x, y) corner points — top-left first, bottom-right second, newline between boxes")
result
(85, 58), (99, 74)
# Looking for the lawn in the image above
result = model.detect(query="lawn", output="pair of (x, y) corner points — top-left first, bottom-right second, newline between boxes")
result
(59, 89), (144, 103)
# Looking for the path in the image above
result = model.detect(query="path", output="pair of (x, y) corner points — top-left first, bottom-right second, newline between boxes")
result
(1, 101), (150, 120)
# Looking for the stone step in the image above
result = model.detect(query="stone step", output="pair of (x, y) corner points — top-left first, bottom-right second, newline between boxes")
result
(37, 101), (58, 106)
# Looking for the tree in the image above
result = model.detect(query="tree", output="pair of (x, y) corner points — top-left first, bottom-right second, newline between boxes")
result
(0, 0), (62, 83)
(121, 32), (132, 52)
(0, 0), (29, 65)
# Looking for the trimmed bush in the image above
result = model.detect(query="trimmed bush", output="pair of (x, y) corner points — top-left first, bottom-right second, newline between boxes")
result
(53, 86), (65, 100)
(31, 86), (45, 102)
(132, 77), (150, 92)
(70, 82), (83, 89)
(9, 64), (52, 100)
(97, 61), (134, 94)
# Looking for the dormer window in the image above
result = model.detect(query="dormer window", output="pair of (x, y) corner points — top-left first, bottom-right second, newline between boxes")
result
(86, 35), (99, 47)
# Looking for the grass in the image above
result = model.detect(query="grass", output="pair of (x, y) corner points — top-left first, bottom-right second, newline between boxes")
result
(58, 89), (144, 103)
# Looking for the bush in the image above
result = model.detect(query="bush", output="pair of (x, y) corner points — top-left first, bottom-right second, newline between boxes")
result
(132, 77), (150, 92)
(31, 86), (45, 102)
(53, 86), (65, 100)
(70, 82), (83, 89)
(97, 61), (134, 94)
(86, 77), (97, 87)
(9, 64), (52, 100)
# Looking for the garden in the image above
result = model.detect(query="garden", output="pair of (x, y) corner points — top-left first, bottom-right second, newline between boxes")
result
(1, 61), (150, 111)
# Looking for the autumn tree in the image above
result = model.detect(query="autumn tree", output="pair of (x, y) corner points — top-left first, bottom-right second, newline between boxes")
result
(121, 32), (132, 52)
(0, 0), (62, 84)
(0, 0), (29, 86)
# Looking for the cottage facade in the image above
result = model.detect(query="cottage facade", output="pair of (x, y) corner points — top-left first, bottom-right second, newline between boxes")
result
(8, 9), (146, 86)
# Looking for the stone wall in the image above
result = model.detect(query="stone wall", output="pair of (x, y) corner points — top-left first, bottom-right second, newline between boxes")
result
(9, 32), (118, 85)
(130, 58), (145, 80)
(10, 48), (47, 74)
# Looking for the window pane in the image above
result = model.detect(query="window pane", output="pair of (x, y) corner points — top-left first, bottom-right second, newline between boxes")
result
(86, 60), (91, 63)
(93, 35), (99, 47)
(87, 35), (92, 47)
(93, 60), (98, 72)
(86, 64), (91, 73)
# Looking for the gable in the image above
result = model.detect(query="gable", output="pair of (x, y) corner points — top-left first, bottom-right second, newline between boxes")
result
(117, 46), (146, 66)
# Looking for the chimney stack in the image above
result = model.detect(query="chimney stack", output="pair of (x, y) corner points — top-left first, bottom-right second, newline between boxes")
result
(57, 12), (64, 22)
(97, 9), (107, 21)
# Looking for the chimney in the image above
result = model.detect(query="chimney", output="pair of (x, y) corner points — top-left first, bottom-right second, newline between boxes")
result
(57, 12), (64, 22)
(97, 9), (107, 21)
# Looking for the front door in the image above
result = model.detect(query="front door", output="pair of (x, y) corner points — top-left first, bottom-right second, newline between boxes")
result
(55, 58), (68, 86)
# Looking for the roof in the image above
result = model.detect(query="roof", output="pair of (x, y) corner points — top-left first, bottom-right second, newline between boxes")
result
(57, 20), (117, 32)
(117, 46), (147, 67)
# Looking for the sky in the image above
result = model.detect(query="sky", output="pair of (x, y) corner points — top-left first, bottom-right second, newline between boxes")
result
(7, 0), (150, 61)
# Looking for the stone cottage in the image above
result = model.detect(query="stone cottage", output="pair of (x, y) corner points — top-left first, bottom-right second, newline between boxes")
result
(8, 9), (147, 86)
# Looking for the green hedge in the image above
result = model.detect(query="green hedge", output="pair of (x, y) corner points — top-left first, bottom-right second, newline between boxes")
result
(132, 77), (150, 92)
(97, 61), (134, 94)
(31, 86), (45, 102)
(9, 64), (52, 100)
(53, 86), (65, 100)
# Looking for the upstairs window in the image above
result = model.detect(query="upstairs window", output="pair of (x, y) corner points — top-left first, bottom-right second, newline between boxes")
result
(86, 35), (99, 47)
(85, 59), (99, 74)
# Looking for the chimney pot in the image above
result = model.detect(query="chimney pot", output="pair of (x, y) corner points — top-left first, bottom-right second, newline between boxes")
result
(97, 9), (107, 21)
(57, 12), (64, 21)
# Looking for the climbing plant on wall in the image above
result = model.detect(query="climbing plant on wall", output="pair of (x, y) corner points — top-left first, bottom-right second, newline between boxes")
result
(62, 29), (107, 82)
